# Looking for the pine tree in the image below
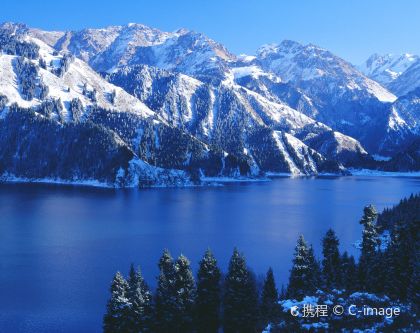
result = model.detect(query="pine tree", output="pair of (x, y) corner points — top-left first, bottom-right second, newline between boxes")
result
(407, 249), (419, 313)
(195, 249), (221, 333)
(279, 285), (287, 300)
(223, 248), (258, 333)
(367, 248), (385, 294)
(127, 264), (153, 332)
(307, 245), (322, 290)
(360, 204), (378, 227)
(287, 235), (320, 298)
(103, 272), (131, 333)
(173, 255), (196, 332)
(340, 251), (357, 292)
(155, 249), (177, 332)
(358, 206), (379, 291)
(322, 229), (341, 289)
(385, 220), (417, 300)
(259, 267), (279, 326)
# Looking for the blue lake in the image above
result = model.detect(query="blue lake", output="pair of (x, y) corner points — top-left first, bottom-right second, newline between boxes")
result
(0, 176), (419, 332)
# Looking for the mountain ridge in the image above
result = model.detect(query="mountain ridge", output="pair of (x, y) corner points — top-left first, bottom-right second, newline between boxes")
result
(1, 21), (419, 187)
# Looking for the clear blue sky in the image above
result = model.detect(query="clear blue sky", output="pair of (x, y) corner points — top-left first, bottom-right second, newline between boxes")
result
(2, 0), (419, 64)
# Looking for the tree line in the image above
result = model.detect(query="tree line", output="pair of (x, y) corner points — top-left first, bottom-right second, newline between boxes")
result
(104, 197), (419, 332)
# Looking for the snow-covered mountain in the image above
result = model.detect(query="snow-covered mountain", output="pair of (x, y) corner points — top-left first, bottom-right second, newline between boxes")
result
(109, 64), (368, 167)
(25, 22), (372, 168)
(0, 23), (358, 187)
(359, 53), (418, 88)
(1, 21), (419, 186)
(41, 25), (391, 155)
(0, 25), (261, 186)
(33, 23), (236, 83)
(255, 41), (396, 102)
(31, 23), (175, 66)
(246, 40), (409, 154)
(0, 39), (153, 119)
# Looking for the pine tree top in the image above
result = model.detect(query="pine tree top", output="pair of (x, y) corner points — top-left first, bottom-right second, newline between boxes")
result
(226, 248), (249, 282)
(159, 249), (174, 271)
(360, 204), (378, 226)
(111, 271), (128, 294)
(176, 254), (191, 268)
(198, 249), (221, 279)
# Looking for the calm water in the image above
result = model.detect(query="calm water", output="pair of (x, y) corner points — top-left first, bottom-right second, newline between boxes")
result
(0, 176), (419, 332)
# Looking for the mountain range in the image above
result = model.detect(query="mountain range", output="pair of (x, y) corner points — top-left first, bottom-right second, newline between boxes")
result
(0, 22), (419, 187)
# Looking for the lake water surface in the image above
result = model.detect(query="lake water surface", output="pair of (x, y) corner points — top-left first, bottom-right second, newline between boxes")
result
(0, 176), (419, 332)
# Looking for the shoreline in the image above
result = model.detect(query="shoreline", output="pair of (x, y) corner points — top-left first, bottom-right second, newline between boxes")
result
(1, 169), (419, 190)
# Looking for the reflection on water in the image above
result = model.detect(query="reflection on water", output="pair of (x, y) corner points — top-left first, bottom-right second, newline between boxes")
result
(0, 176), (419, 332)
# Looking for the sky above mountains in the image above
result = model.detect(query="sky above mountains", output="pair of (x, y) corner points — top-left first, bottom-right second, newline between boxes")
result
(2, 0), (419, 64)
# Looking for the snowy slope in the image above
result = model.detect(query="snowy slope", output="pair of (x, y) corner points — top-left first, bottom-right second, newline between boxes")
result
(249, 40), (404, 153)
(256, 40), (396, 103)
(0, 36), (154, 119)
(388, 59), (420, 97)
(3, 21), (420, 173)
(359, 53), (418, 88)
(32, 23), (236, 80)
(0, 30), (255, 186)
(109, 64), (368, 170)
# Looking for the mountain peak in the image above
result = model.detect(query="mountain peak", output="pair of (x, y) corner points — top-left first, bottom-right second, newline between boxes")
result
(257, 40), (303, 57)
(280, 39), (302, 49)
(174, 27), (190, 35)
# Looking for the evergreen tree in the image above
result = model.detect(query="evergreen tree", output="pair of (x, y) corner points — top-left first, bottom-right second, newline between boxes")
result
(407, 249), (419, 314)
(322, 229), (341, 289)
(340, 251), (357, 292)
(155, 249), (177, 333)
(287, 235), (320, 298)
(127, 264), (153, 332)
(358, 206), (379, 291)
(279, 284), (287, 300)
(385, 220), (417, 300)
(103, 272), (131, 333)
(377, 193), (420, 230)
(195, 249), (221, 333)
(110, 89), (117, 104)
(259, 267), (279, 326)
(360, 204), (378, 227)
(370, 249), (387, 294)
(173, 255), (196, 332)
(223, 248), (258, 333)
(307, 245), (322, 289)
(38, 57), (47, 69)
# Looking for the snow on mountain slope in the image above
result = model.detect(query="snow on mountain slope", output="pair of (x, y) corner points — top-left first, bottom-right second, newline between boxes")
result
(251, 40), (403, 154)
(231, 65), (268, 80)
(114, 32), (413, 156)
(4, 22), (419, 171)
(126, 30), (236, 83)
(31, 23), (176, 68)
(391, 89), (420, 135)
(388, 59), (420, 97)
(0, 31), (256, 186)
(89, 24), (179, 72)
(31, 20), (406, 149)
(28, 28), (64, 47)
(256, 40), (396, 103)
(372, 88), (420, 155)
(359, 53), (418, 87)
(0, 36), (154, 119)
(32, 23), (236, 82)
(108, 64), (368, 170)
